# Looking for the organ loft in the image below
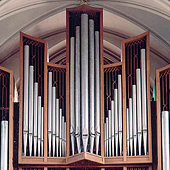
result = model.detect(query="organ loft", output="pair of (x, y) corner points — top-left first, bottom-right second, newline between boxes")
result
(0, 1), (169, 170)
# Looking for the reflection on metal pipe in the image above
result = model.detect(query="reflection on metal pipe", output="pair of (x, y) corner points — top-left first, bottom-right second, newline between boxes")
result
(62, 116), (65, 156)
(56, 99), (59, 157)
(70, 37), (75, 155)
(48, 72), (52, 156)
(95, 31), (100, 155)
(106, 117), (108, 157)
(59, 108), (62, 157)
(132, 85), (137, 156)
(111, 100), (115, 156)
(141, 49), (147, 155)
(162, 111), (170, 170)
(136, 69), (142, 155)
(129, 98), (133, 156)
(64, 122), (66, 156)
(38, 96), (42, 157)
(118, 74), (122, 156)
(23, 45), (29, 156)
(81, 13), (89, 152)
(89, 19), (95, 154)
(52, 87), (56, 157)
(1, 121), (8, 170)
(127, 108), (130, 156)
(29, 65), (34, 156)
(108, 110), (112, 157)
(75, 26), (81, 154)
(114, 89), (118, 156)
(34, 82), (38, 156)
(41, 107), (44, 156)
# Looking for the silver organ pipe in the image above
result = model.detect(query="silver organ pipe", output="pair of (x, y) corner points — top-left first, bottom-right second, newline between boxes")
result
(52, 87), (56, 157)
(48, 72), (52, 156)
(23, 45), (29, 156)
(1, 121), (8, 170)
(111, 100), (115, 156)
(108, 110), (112, 157)
(106, 117), (109, 157)
(141, 49), (147, 155)
(104, 123), (107, 156)
(75, 26), (81, 154)
(129, 98), (133, 156)
(29, 65), (34, 156)
(41, 107), (44, 156)
(162, 111), (170, 170)
(56, 99), (59, 157)
(64, 122), (66, 156)
(34, 82), (38, 156)
(81, 13), (89, 152)
(89, 19), (95, 154)
(127, 108), (130, 156)
(38, 96), (42, 157)
(136, 68), (142, 156)
(132, 85), (137, 156)
(114, 88), (118, 156)
(62, 116), (65, 156)
(118, 74), (122, 156)
(95, 31), (100, 155)
(70, 37), (75, 155)
(59, 108), (62, 157)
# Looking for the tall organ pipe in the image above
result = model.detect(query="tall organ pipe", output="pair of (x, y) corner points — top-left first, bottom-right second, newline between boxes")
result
(81, 13), (89, 152)
(23, 45), (29, 156)
(127, 108), (130, 156)
(136, 69), (142, 155)
(108, 110), (112, 157)
(1, 121), (8, 170)
(59, 108), (62, 157)
(56, 99), (59, 157)
(95, 31), (100, 155)
(162, 111), (170, 170)
(106, 117), (109, 157)
(52, 87), (56, 157)
(62, 116), (65, 156)
(70, 37), (75, 155)
(89, 19), (95, 154)
(141, 49), (147, 155)
(48, 72), (52, 156)
(129, 98), (133, 156)
(29, 65), (34, 156)
(104, 123), (107, 156)
(111, 100), (115, 156)
(132, 85), (137, 156)
(114, 88), (118, 156)
(64, 122), (66, 156)
(34, 82), (38, 156)
(75, 26), (81, 154)
(118, 74), (122, 156)
(38, 96), (42, 157)
(41, 107), (44, 156)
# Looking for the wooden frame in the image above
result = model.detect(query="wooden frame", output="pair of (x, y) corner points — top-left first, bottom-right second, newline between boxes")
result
(121, 31), (152, 164)
(0, 65), (14, 170)
(156, 64), (170, 170)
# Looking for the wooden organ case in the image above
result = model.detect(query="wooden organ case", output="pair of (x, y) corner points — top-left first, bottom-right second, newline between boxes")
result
(17, 4), (153, 170)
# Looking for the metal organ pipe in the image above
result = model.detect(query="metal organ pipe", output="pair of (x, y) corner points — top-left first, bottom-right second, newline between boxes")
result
(59, 108), (62, 157)
(89, 19), (95, 154)
(75, 26), (81, 154)
(106, 117), (109, 157)
(118, 74), (122, 156)
(108, 110), (112, 157)
(70, 37), (75, 155)
(81, 13), (89, 152)
(1, 121), (8, 170)
(56, 99), (59, 157)
(129, 98), (133, 156)
(141, 49), (147, 155)
(132, 85), (137, 156)
(95, 31), (100, 155)
(136, 68), (142, 155)
(162, 111), (170, 170)
(52, 87), (56, 157)
(111, 100), (115, 156)
(29, 65), (34, 156)
(34, 82), (38, 156)
(38, 96), (42, 156)
(23, 45), (29, 156)
(127, 108), (130, 156)
(62, 116), (65, 156)
(41, 107), (44, 156)
(48, 72), (52, 156)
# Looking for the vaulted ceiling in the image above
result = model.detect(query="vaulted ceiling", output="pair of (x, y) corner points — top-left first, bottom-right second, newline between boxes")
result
(0, 0), (170, 91)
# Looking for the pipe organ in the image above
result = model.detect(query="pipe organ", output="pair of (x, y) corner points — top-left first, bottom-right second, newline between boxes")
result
(0, 66), (13, 170)
(9, 4), (154, 170)
(156, 65), (170, 170)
